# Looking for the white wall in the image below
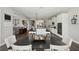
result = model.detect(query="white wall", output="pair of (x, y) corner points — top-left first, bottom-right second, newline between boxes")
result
(60, 8), (79, 44)
(45, 19), (53, 28)
(0, 7), (28, 46)
(61, 14), (69, 44)
(67, 8), (79, 42)
(13, 12), (28, 25)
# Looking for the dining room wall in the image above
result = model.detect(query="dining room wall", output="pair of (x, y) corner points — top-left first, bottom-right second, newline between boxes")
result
(67, 8), (79, 42)
(0, 7), (28, 47)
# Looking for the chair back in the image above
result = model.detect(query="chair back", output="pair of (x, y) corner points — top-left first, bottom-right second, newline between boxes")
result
(12, 45), (32, 51)
(44, 49), (51, 51)
(36, 28), (46, 35)
(69, 39), (79, 51)
(68, 38), (73, 47)
(50, 44), (69, 51)
(5, 35), (16, 48)
(50, 38), (74, 51)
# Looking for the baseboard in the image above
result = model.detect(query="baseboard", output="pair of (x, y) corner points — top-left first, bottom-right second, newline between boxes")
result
(0, 42), (5, 47)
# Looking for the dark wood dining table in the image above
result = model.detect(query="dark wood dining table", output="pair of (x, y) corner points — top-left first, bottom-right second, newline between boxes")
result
(14, 37), (30, 46)
(14, 36), (50, 51)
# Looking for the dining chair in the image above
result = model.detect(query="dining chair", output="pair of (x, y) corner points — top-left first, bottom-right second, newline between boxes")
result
(44, 49), (51, 51)
(50, 38), (73, 51)
(36, 28), (46, 35)
(12, 44), (32, 51)
(5, 35), (16, 51)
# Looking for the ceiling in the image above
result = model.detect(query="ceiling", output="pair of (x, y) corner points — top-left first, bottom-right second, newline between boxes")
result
(11, 7), (72, 19)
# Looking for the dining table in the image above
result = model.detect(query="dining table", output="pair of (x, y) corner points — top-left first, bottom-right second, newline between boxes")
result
(14, 35), (50, 51)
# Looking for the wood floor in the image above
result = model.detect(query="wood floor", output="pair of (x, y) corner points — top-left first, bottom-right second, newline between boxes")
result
(0, 44), (8, 51)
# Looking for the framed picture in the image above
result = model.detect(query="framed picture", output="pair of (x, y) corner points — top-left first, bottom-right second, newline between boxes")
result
(4, 14), (11, 21)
